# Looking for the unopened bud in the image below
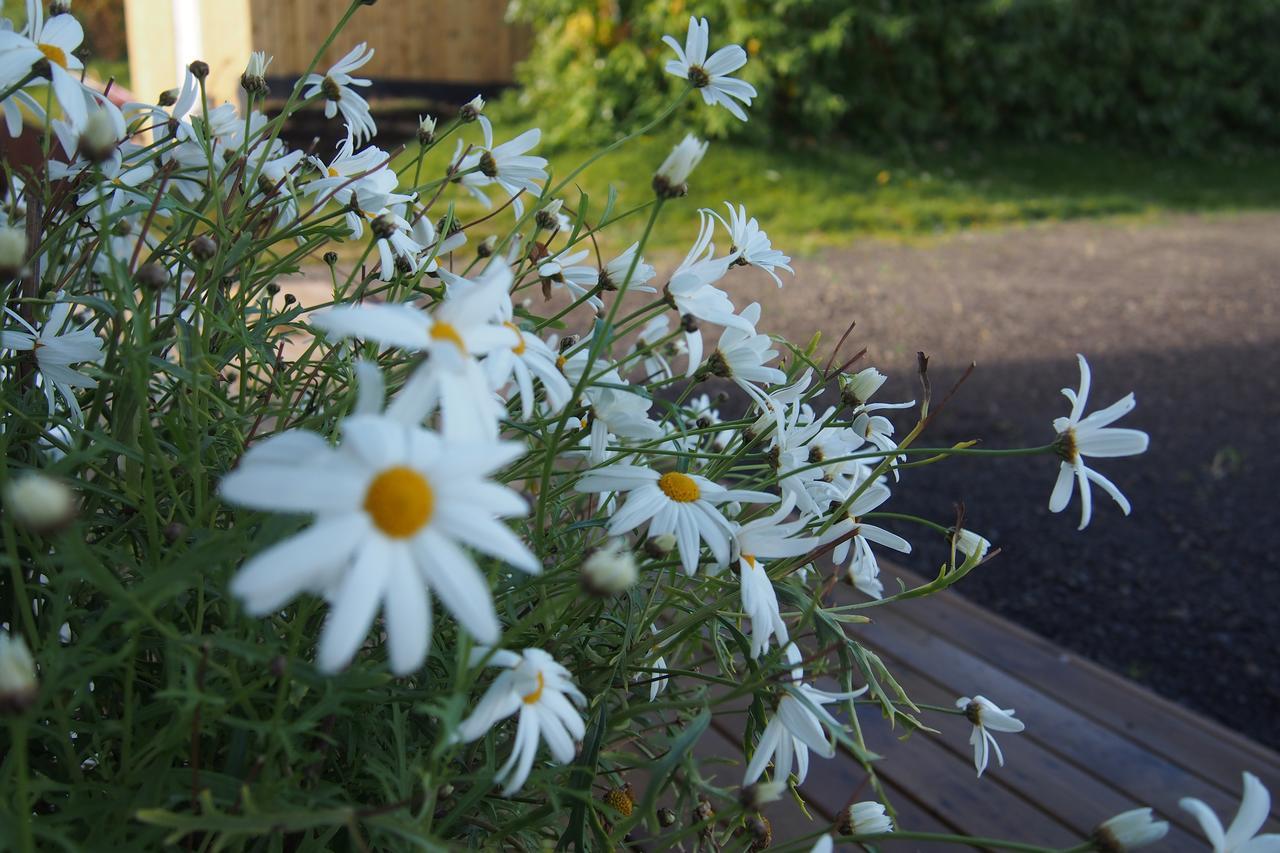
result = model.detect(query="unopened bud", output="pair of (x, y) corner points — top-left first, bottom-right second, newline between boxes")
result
(657, 807), (676, 827)
(157, 88), (178, 107)
(459, 95), (485, 122)
(135, 262), (169, 289)
(416, 114), (436, 146)
(188, 60), (210, 81)
(79, 107), (120, 163)
(0, 633), (37, 714)
(190, 235), (216, 261)
(644, 533), (677, 559)
(476, 235), (497, 258)
(323, 251), (338, 266)
(653, 134), (707, 199)
(49, 0), (72, 15)
(3, 472), (75, 533)
(582, 540), (638, 595)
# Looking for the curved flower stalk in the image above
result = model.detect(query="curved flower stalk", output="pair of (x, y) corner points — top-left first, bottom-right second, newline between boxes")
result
(455, 648), (587, 796)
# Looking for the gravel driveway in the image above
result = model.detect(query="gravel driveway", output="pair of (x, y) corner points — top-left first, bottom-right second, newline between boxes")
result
(725, 212), (1280, 747)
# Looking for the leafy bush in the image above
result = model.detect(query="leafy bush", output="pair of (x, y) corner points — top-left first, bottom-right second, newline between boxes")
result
(506, 0), (1280, 151)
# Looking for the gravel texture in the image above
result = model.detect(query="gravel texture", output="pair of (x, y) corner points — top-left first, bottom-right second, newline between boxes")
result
(724, 212), (1280, 748)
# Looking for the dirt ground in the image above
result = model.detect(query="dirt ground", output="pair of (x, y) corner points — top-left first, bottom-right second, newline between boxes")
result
(724, 211), (1280, 748)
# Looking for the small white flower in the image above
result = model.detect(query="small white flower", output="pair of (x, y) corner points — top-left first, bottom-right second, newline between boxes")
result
(2, 294), (103, 424)
(667, 210), (749, 375)
(219, 409), (540, 675)
(744, 646), (867, 785)
(821, 482), (911, 599)
(842, 367), (887, 408)
(575, 464), (776, 576)
(1180, 772), (1280, 853)
(952, 528), (991, 563)
(242, 50), (271, 94)
(957, 695), (1025, 777)
(538, 249), (602, 309)
(629, 315), (684, 384)
(843, 801), (894, 835)
(663, 17), (756, 121)
(1049, 354), (1149, 530)
(460, 94), (485, 121)
(705, 302), (786, 403)
(3, 471), (74, 531)
(482, 322), (572, 421)
(455, 647), (587, 796)
(810, 835), (834, 853)
(301, 42), (376, 144)
(712, 203), (792, 286)
(733, 494), (818, 658)
(582, 539), (638, 595)
(0, 3), (88, 127)
(600, 242), (656, 293)
(0, 631), (37, 711)
(1093, 808), (1169, 851)
(653, 133), (708, 196)
(457, 124), (548, 215)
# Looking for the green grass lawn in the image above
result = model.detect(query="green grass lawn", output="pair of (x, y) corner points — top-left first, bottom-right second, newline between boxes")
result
(423, 123), (1280, 256)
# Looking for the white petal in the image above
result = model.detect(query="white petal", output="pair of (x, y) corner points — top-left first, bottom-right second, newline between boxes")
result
(230, 514), (367, 614)
(316, 538), (392, 672)
(413, 530), (500, 644)
(383, 549), (431, 675)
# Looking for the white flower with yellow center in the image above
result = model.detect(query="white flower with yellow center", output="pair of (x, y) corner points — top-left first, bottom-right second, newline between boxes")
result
(311, 265), (518, 439)
(0, 0), (88, 128)
(663, 16), (756, 121)
(455, 647), (586, 796)
(957, 694), (1025, 777)
(704, 302), (786, 405)
(819, 482), (911, 600)
(733, 494), (818, 658)
(575, 464), (776, 576)
(301, 42), (376, 144)
(456, 123), (548, 216)
(483, 321), (572, 421)
(1050, 354), (1149, 530)
(220, 411), (539, 675)
(2, 293), (103, 425)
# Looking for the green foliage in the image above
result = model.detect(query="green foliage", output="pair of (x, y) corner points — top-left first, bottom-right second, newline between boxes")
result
(506, 0), (1280, 151)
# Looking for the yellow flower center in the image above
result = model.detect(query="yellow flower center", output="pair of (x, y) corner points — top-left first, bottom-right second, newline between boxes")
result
(555, 354), (567, 371)
(743, 554), (757, 568)
(363, 466), (434, 538)
(657, 471), (700, 503)
(429, 321), (466, 353)
(39, 43), (68, 69)
(503, 321), (526, 355)
(327, 166), (340, 178)
(522, 670), (544, 704)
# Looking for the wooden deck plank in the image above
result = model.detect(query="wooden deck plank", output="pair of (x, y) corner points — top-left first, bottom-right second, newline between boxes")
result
(875, 564), (1280, 796)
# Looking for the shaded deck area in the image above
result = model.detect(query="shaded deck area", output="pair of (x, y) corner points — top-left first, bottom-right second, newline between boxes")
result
(702, 567), (1280, 849)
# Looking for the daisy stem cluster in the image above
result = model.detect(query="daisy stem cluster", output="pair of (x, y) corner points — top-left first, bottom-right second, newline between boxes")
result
(0, 4), (1185, 851)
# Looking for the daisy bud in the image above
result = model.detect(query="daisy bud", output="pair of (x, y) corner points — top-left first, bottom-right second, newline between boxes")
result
(837, 801), (894, 836)
(693, 795), (715, 824)
(323, 251), (338, 266)
(459, 95), (485, 122)
(476, 235), (497, 258)
(1092, 808), (1169, 852)
(49, 0), (72, 15)
(582, 540), (638, 595)
(951, 527), (991, 563)
(0, 224), (28, 278)
(657, 807), (677, 827)
(157, 88), (178, 107)
(79, 107), (120, 163)
(135, 262), (169, 289)
(190, 235), (217, 261)
(745, 814), (772, 849)
(535, 199), (564, 231)
(841, 367), (888, 408)
(3, 472), (76, 533)
(417, 114), (437, 145)
(644, 533), (677, 559)
(0, 633), (37, 714)
(653, 134), (707, 199)
(188, 60), (210, 81)
(240, 51), (271, 97)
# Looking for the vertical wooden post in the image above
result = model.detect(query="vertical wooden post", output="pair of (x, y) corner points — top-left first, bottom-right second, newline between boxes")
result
(124, 0), (251, 109)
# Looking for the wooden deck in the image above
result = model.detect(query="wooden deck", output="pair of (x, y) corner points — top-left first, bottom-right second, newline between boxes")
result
(701, 566), (1280, 849)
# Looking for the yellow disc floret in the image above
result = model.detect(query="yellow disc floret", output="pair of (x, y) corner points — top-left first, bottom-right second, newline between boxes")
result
(522, 670), (545, 705)
(364, 466), (434, 538)
(657, 471), (700, 503)
(503, 321), (527, 355)
(39, 43), (68, 69)
(429, 321), (467, 354)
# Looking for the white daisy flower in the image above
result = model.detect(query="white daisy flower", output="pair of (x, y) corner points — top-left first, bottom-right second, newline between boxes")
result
(1093, 808), (1169, 852)
(667, 210), (750, 375)
(653, 133), (708, 197)
(733, 494), (818, 658)
(369, 209), (424, 281)
(843, 801), (894, 835)
(537, 249), (601, 309)
(482, 322), (572, 421)
(957, 695), (1025, 777)
(574, 464), (776, 576)
(851, 410), (906, 481)
(455, 647), (586, 796)
(0, 1), (88, 128)
(704, 302), (786, 404)
(2, 294), (103, 424)
(1049, 354), (1149, 530)
(1180, 772), (1280, 853)
(663, 16), (756, 121)
(952, 527), (991, 563)
(810, 835), (834, 853)
(302, 42), (376, 144)
(744, 646), (866, 785)
(629, 315), (684, 383)
(457, 124), (548, 215)
(820, 482), (912, 600)
(599, 241), (657, 293)
(711, 203), (792, 286)
(219, 410), (539, 675)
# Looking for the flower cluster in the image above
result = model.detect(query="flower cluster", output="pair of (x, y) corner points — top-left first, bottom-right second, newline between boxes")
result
(0, 4), (1203, 850)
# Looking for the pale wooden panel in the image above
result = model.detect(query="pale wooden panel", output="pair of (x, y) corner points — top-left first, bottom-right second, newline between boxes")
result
(124, 0), (177, 106)
(197, 0), (253, 108)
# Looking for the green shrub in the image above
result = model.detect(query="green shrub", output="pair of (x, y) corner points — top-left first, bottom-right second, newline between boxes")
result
(505, 0), (1280, 151)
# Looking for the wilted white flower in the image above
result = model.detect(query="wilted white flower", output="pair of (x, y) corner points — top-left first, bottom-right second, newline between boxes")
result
(575, 464), (776, 577)
(1180, 772), (1280, 853)
(842, 367), (887, 408)
(952, 528), (991, 563)
(241, 50), (271, 96)
(653, 133), (708, 197)
(957, 695), (1025, 777)
(3, 471), (74, 531)
(455, 647), (586, 796)
(1050, 354), (1149, 530)
(459, 94), (485, 122)
(219, 409), (539, 675)
(301, 42), (376, 144)
(1093, 808), (1169, 852)
(732, 493), (818, 658)
(0, 632), (36, 712)
(666, 210), (749, 375)
(663, 17), (756, 121)
(582, 539), (638, 595)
